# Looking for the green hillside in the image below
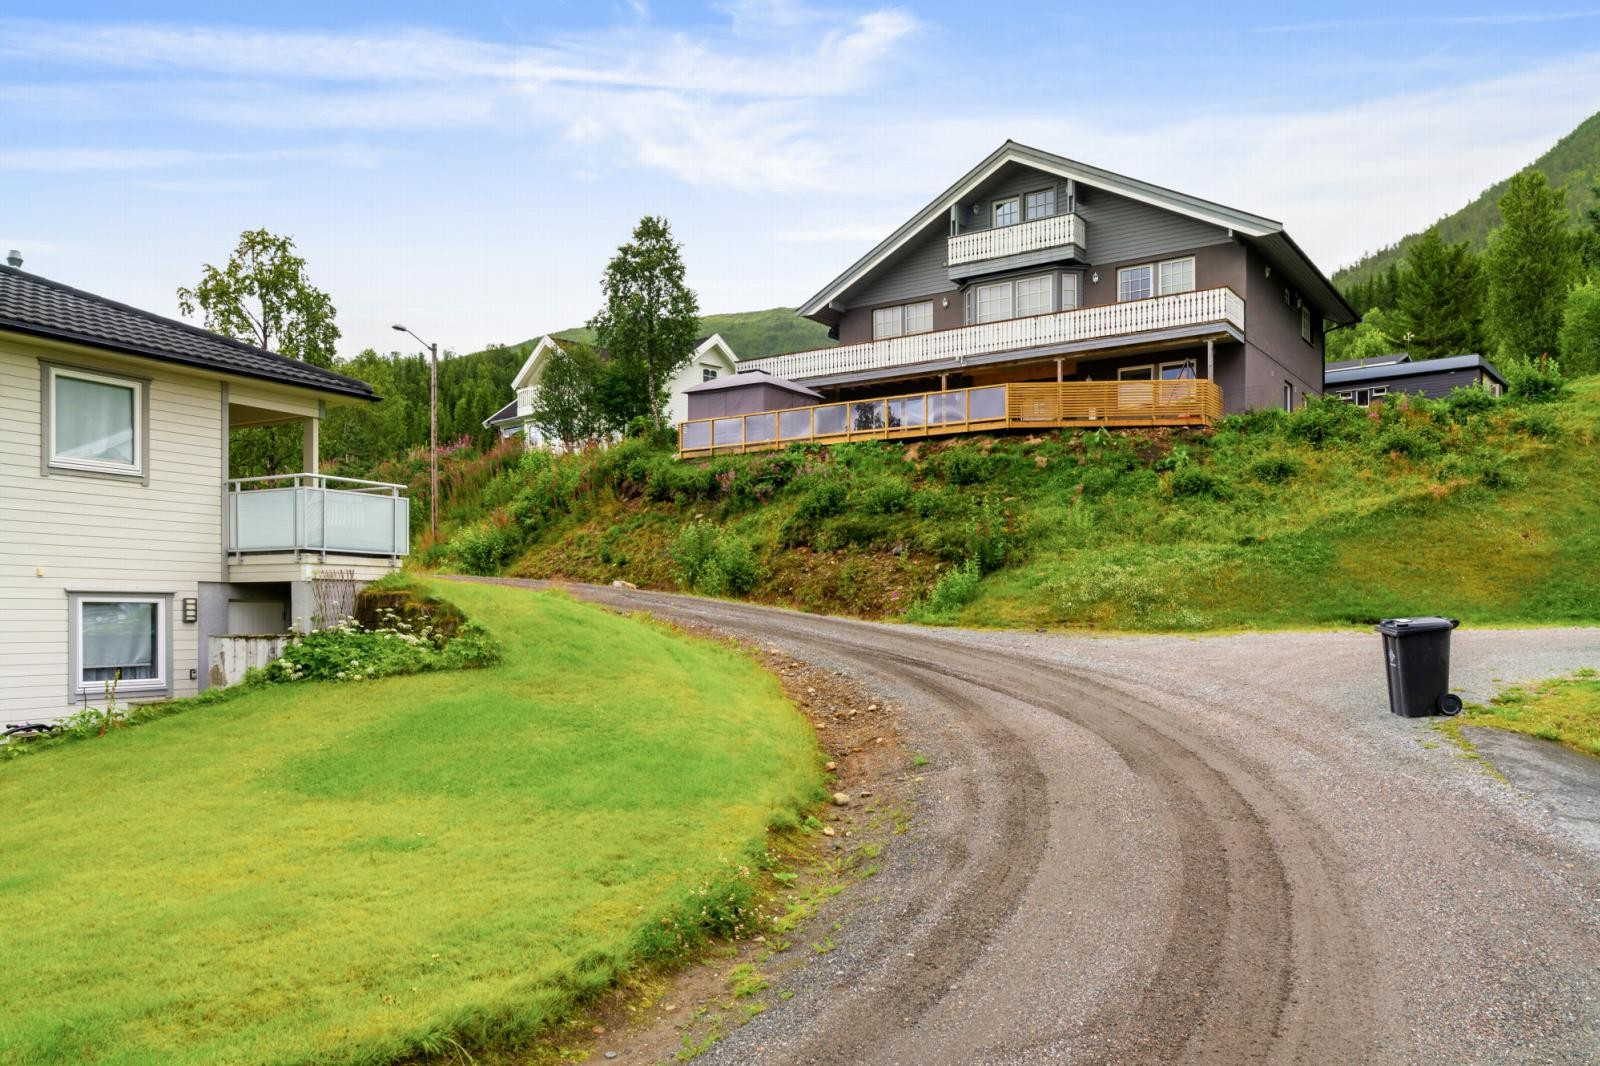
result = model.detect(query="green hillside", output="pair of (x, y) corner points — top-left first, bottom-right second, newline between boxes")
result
(554, 306), (834, 360)
(419, 379), (1600, 632)
(1336, 110), (1600, 290)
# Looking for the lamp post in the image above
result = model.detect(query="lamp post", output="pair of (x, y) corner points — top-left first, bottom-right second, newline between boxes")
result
(392, 324), (439, 542)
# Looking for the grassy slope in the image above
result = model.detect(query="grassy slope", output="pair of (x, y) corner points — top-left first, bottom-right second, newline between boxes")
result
(1450, 670), (1600, 759)
(440, 378), (1600, 632)
(554, 307), (834, 360)
(1335, 109), (1600, 288)
(0, 583), (818, 1065)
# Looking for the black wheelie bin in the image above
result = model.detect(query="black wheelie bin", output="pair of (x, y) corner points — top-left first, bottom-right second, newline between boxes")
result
(1375, 617), (1463, 717)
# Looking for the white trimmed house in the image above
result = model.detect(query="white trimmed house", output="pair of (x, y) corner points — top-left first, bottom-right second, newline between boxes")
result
(485, 333), (739, 445)
(0, 263), (408, 724)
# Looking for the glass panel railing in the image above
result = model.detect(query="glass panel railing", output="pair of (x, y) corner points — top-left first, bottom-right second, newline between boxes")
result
(778, 408), (813, 440)
(744, 412), (777, 444)
(230, 485), (406, 555)
(928, 391), (965, 424)
(681, 420), (712, 450)
(968, 386), (1005, 420)
(320, 490), (402, 554)
(713, 417), (744, 447)
(851, 401), (885, 431)
(231, 488), (298, 551)
(889, 396), (927, 428)
(814, 404), (847, 436)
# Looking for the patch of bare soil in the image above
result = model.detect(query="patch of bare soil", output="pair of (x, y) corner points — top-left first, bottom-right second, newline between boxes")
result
(508, 621), (916, 1066)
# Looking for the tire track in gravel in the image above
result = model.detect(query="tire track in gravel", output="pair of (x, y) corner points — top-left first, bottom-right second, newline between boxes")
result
(458, 580), (1388, 1063)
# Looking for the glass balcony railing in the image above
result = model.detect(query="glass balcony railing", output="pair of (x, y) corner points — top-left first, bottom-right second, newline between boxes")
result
(227, 474), (410, 558)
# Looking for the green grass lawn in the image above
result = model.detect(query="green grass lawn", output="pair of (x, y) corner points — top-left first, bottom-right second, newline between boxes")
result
(0, 582), (820, 1065)
(1449, 669), (1600, 758)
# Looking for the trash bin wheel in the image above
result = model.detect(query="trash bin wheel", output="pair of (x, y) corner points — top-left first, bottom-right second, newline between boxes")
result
(1436, 693), (1464, 717)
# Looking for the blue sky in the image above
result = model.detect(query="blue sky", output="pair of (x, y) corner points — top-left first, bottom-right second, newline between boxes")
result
(4, 2), (1599, 359)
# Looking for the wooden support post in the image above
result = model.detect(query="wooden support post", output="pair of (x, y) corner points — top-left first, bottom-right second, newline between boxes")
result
(1055, 357), (1064, 383)
(1206, 339), (1215, 382)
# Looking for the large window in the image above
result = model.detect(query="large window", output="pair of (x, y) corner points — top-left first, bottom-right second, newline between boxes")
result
(1015, 276), (1053, 317)
(72, 595), (168, 696)
(872, 301), (934, 340)
(993, 197), (1019, 227)
(975, 281), (1013, 323)
(47, 366), (143, 477)
(1158, 256), (1196, 296)
(1118, 265), (1154, 302)
(1024, 188), (1056, 221)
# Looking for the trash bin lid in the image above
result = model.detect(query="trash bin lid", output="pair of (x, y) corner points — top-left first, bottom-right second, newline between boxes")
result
(1375, 616), (1460, 635)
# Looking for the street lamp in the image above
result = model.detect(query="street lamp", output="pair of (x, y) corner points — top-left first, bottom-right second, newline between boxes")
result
(392, 323), (439, 543)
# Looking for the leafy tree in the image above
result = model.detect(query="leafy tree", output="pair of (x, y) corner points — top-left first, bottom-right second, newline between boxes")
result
(1558, 280), (1600, 375)
(1483, 171), (1578, 362)
(1392, 229), (1483, 359)
(1577, 172), (1600, 278)
(1324, 307), (1400, 363)
(177, 228), (340, 368)
(529, 344), (607, 449)
(587, 216), (700, 427)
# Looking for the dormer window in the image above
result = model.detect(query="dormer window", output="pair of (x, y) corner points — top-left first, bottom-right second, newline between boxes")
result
(993, 198), (1019, 227)
(1024, 188), (1055, 220)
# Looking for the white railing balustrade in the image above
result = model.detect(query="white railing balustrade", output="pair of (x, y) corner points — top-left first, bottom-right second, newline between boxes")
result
(947, 212), (1085, 266)
(747, 286), (1245, 382)
(228, 474), (410, 559)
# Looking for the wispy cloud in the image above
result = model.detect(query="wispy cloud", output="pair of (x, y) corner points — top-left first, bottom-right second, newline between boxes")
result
(0, 145), (384, 172)
(1255, 9), (1600, 33)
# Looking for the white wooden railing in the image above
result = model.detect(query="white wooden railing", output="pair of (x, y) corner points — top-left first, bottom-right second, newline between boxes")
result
(748, 286), (1245, 382)
(947, 212), (1085, 266)
(228, 474), (410, 559)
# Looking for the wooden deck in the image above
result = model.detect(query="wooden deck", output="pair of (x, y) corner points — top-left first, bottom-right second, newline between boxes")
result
(677, 380), (1223, 458)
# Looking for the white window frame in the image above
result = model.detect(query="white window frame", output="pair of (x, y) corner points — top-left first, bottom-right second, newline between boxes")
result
(1283, 382), (1295, 411)
(701, 366), (719, 382)
(992, 197), (1020, 228)
(974, 281), (1014, 323)
(872, 301), (934, 340)
(1118, 264), (1154, 302)
(1024, 187), (1056, 221)
(901, 301), (933, 336)
(1014, 275), (1054, 318)
(1300, 305), (1313, 343)
(1059, 272), (1080, 310)
(71, 594), (170, 698)
(1157, 256), (1196, 296)
(46, 365), (145, 478)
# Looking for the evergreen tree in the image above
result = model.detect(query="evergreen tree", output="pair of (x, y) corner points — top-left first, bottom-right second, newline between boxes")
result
(1392, 229), (1484, 359)
(588, 217), (701, 427)
(1576, 173), (1600, 278)
(1484, 171), (1578, 361)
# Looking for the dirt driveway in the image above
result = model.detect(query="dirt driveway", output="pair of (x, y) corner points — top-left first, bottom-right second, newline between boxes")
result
(467, 579), (1600, 1064)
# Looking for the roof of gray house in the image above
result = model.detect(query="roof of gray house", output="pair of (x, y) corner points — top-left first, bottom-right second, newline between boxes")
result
(1325, 353), (1412, 371)
(798, 140), (1361, 327)
(0, 265), (376, 401)
(483, 398), (521, 428)
(1325, 353), (1505, 387)
(683, 368), (823, 399)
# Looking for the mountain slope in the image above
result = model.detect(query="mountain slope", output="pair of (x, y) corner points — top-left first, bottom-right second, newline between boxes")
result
(554, 306), (834, 360)
(1335, 110), (1600, 290)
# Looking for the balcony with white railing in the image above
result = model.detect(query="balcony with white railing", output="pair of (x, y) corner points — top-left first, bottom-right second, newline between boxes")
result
(947, 212), (1085, 268)
(749, 286), (1245, 383)
(228, 474), (410, 561)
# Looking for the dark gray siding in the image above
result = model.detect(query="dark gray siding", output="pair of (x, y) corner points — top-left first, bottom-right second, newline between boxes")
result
(1333, 368), (1486, 400)
(1078, 187), (1232, 266)
(1239, 244), (1324, 410)
(687, 383), (818, 420)
(844, 227), (958, 309)
(957, 164), (1070, 233)
(1079, 242), (1246, 307)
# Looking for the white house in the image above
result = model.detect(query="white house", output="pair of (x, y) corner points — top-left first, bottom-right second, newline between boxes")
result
(485, 333), (739, 445)
(0, 261), (409, 725)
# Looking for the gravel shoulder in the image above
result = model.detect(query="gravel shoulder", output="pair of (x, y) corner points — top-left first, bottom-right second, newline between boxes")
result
(459, 580), (1600, 1065)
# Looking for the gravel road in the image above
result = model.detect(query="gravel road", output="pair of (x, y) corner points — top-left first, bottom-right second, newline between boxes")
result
(466, 580), (1600, 1065)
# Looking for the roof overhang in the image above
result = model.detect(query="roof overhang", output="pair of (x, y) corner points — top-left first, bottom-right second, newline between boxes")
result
(693, 333), (739, 368)
(511, 335), (563, 391)
(795, 140), (1358, 327)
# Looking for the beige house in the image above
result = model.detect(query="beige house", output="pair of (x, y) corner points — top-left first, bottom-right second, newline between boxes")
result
(0, 262), (408, 724)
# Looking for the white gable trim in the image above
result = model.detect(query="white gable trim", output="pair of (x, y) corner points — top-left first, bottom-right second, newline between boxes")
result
(692, 333), (738, 371)
(511, 335), (564, 391)
(796, 140), (1285, 320)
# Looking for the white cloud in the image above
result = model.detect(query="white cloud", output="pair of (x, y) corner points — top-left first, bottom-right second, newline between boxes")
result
(0, 145), (385, 172)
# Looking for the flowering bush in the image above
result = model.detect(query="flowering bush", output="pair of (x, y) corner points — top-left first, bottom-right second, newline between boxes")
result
(263, 608), (498, 684)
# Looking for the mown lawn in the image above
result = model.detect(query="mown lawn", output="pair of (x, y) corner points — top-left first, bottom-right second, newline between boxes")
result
(0, 581), (820, 1065)
(1450, 669), (1600, 758)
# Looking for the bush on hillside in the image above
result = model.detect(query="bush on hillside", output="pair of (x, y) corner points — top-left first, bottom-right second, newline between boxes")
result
(1442, 384), (1498, 419)
(1558, 280), (1600, 377)
(904, 560), (982, 623)
(1247, 453), (1306, 483)
(1502, 355), (1566, 401)
(1372, 423), (1443, 461)
(794, 477), (847, 521)
(1285, 395), (1366, 445)
(671, 521), (763, 596)
(1511, 407), (1561, 439)
(1169, 465), (1227, 498)
(937, 445), (993, 485)
(857, 476), (913, 514)
(263, 614), (499, 684)
(451, 519), (519, 575)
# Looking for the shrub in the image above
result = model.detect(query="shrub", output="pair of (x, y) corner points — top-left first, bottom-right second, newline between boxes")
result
(1372, 424), (1442, 460)
(1558, 280), (1600, 376)
(857, 476), (913, 514)
(967, 501), (1015, 572)
(937, 446), (992, 486)
(1247, 453), (1305, 483)
(794, 477), (847, 521)
(906, 560), (982, 622)
(670, 521), (763, 596)
(1442, 384), (1498, 419)
(1502, 355), (1566, 402)
(451, 520), (519, 575)
(1511, 407), (1561, 439)
(1224, 407), (1288, 436)
(1285, 395), (1365, 445)
(1169, 465), (1226, 498)
(264, 616), (498, 684)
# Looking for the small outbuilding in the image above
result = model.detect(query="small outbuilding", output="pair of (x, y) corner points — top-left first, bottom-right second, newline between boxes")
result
(682, 369), (823, 422)
(1325, 352), (1506, 407)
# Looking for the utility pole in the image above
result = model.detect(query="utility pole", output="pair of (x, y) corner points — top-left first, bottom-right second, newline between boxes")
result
(393, 324), (441, 542)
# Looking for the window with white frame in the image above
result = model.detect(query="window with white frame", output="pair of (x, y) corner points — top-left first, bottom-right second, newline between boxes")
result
(1060, 273), (1080, 310)
(1015, 275), (1053, 317)
(1024, 188), (1055, 221)
(993, 197), (1019, 227)
(872, 301), (934, 340)
(702, 366), (718, 382)
(1300, 305), (1313, 343)
(47, 365), (143, 477)
(975, 281), (1013, 323)
(1157, 257), (1196, 296)
(1160, 359), (1197, 380)
(1118, 264), (1154, 302)
(72, 595), (168, 695)
(1283, 382), (1295, 411)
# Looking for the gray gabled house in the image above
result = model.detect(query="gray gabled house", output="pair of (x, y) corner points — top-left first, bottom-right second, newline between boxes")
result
(679, 140), (1358, 456)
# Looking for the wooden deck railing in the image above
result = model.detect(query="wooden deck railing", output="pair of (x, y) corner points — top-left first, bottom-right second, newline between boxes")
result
(678, 379), (1223, 457)
(743, 287), (1244, 383)
(947, 212), (1085, 266)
